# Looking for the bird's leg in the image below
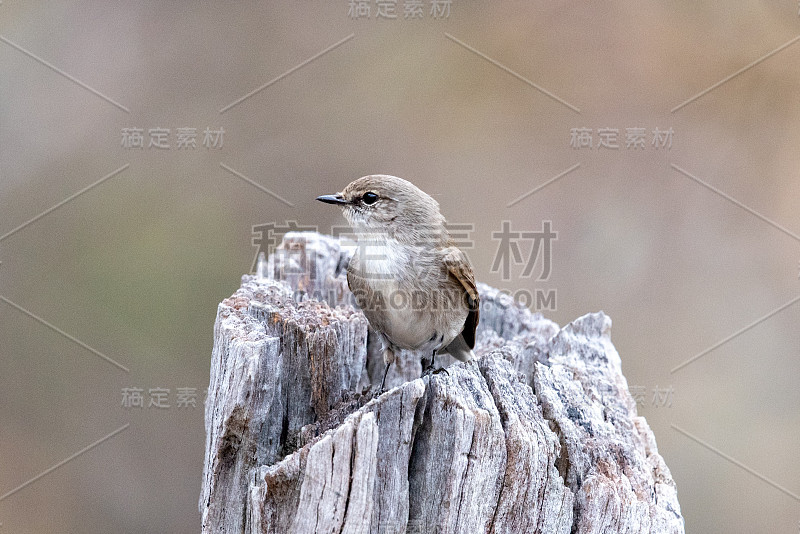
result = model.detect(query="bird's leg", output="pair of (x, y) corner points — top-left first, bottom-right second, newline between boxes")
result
(422, 350), (449, 377)
(376, 346), (395, 396)
(379, 361), (391, 393)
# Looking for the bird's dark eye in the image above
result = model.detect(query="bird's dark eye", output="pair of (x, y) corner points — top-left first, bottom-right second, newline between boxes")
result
(361, 192), (379, 205)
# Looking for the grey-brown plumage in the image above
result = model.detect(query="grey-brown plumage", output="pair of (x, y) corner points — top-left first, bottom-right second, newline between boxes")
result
(317, 175), (479, 391)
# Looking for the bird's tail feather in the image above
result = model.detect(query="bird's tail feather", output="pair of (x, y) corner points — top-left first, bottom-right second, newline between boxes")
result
(439, 334), (475, 362)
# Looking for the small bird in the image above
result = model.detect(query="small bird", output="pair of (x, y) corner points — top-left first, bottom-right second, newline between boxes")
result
(317, 175), (479, 392)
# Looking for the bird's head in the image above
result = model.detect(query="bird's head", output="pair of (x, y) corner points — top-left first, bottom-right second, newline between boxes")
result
(317, 175), (446, 244)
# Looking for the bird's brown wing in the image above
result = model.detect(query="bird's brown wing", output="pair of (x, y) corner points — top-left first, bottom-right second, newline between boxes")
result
(443, 247), (480, 349)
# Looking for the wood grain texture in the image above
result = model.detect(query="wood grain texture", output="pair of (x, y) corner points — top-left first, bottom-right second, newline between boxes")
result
(201, 232), (684, 534)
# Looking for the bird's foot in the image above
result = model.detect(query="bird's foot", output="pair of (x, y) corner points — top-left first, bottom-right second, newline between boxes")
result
(422, 364), (449, 378)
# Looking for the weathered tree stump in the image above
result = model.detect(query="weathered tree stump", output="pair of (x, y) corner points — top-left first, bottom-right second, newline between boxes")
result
(200, 232), (684, 534)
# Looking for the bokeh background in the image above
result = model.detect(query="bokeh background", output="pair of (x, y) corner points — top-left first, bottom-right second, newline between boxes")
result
(1, 1), (799, 532)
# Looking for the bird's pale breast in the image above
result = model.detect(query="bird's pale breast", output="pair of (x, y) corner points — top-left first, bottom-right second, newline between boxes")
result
(348, 236), (468, 352)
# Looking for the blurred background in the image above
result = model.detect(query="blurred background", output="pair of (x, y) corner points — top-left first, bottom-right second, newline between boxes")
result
(1, 1), (798, 532)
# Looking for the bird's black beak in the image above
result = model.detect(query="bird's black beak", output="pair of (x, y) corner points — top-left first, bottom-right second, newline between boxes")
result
(316, 194), (349, 205)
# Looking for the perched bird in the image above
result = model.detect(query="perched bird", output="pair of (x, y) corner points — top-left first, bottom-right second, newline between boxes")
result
(317, 175), (479, 392)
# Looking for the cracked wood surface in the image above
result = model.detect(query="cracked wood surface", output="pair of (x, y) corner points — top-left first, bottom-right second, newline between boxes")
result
(200, 232), (684, 534)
